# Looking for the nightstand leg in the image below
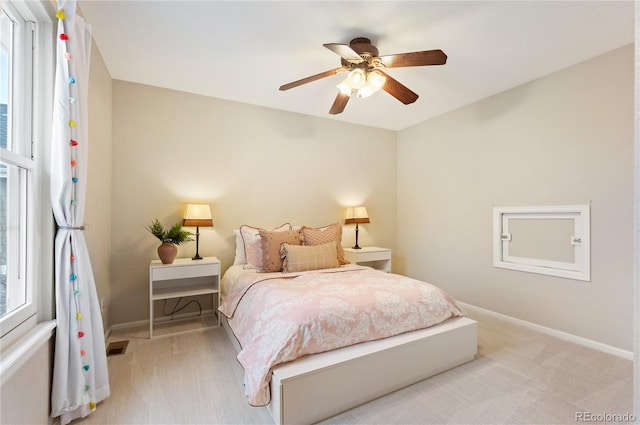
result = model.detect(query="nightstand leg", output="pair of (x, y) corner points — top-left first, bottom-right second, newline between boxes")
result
(214, 292), (219, 326)
(150, 299), (153, 338)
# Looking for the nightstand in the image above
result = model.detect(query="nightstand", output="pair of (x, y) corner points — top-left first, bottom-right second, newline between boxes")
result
(149, 256), (220, 338)
(343, 247), (392, 272)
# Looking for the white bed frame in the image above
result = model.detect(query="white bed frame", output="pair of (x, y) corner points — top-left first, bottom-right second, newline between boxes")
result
(222, 315), (477, 424)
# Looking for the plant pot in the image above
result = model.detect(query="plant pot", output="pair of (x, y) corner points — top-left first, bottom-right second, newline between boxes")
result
(157, 242), (178, 264)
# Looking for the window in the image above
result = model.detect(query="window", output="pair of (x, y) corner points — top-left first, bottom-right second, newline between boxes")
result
(0, 0), (53, 345)
(493, 205), (591, 281)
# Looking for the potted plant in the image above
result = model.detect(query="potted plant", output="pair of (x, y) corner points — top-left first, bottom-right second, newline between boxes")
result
(146, 218), (194, 264)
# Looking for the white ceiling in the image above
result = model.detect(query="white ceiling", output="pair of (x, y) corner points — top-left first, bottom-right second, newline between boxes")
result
(78, 1), (634, 131)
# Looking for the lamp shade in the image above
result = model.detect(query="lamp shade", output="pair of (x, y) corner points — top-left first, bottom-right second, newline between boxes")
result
(182, 204), (213, 227)
(345, 206), (370, 224)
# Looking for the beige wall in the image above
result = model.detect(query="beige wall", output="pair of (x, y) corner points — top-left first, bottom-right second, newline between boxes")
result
(110, 81), (397, 325)
(0, 341), (54, 425)
(86, 40), (113, 330)
(397, 45), (634, 351)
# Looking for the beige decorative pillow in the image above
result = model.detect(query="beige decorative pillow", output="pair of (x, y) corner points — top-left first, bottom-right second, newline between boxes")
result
(259, 229), (301, 272)
(281, 242), (339, 273)
(300, 223), (349, 265)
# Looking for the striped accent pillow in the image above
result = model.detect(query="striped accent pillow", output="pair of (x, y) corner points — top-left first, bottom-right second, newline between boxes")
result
(281, 242), (339, 273)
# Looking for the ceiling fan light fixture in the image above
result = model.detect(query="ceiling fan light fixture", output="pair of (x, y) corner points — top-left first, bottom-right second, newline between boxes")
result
(357, 70), (387, 99)
(356, 86), (374, 99)
(367, 70), (386, 90)
(336, 78), (353, 95)
(346, 68), (366, 90)
(281, 37), (447, 114)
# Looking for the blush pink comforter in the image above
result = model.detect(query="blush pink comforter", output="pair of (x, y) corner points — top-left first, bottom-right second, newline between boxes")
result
(218, 265), (465, 406)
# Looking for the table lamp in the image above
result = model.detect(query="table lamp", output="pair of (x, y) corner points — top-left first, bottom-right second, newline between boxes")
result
(183, 203), (214, 260)
(345, 206), (370, 249)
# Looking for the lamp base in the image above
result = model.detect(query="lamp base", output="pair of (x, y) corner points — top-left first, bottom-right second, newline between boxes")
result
(192, 228), (203, 260)
(352, 224), (362, 249)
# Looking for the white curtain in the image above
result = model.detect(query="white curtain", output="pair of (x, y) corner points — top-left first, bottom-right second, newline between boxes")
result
(50, 1), (109, 424)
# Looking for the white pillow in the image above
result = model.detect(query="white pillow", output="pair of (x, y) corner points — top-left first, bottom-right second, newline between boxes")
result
(235, 223), (292, 267)
(233, 229), (245, 265)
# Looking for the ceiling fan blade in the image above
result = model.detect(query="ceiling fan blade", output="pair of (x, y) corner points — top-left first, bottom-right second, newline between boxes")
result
(378, 49), (447, 68)
(323, 43), (364, 63)
(329, 92), (350, 115)
(378, 71), (419, 105)
(279, 67), (346, 91)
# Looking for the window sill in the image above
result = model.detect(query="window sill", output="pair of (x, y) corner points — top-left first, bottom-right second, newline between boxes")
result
(0, 320), (56, 387)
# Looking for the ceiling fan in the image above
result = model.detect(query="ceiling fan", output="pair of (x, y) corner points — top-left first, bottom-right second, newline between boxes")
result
(279, 37), (447, 115)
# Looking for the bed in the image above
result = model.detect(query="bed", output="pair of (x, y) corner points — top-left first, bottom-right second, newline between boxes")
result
(219, 223), (478, 424)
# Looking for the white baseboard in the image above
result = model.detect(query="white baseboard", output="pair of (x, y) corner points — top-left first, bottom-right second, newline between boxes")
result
(106, 309), (216, 336)
(458, 302), (633, 361)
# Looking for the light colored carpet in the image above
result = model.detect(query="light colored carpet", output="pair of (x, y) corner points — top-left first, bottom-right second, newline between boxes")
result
(77, 310), (633, 425)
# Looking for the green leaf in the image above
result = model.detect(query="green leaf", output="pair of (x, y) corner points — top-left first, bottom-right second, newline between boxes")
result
(146, 219), (193, 245)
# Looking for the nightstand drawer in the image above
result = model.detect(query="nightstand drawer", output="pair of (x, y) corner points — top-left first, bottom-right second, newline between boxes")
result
(352, 250), (389, 262)
(343, 247), (392, 272)
(152, 262), (219, 281)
